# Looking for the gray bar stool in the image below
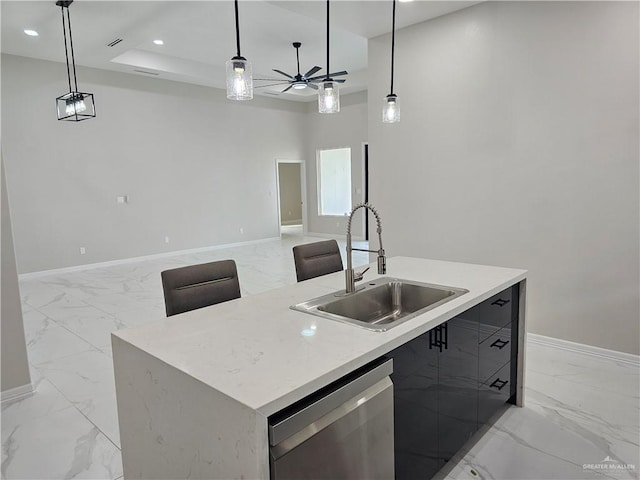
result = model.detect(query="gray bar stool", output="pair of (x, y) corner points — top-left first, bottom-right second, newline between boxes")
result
(161, 260), (241, 316)
(293, 240), (344, 282)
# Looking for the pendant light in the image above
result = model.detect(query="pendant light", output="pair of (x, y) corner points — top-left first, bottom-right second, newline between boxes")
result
(55, 0), (95, 122)
(383, 0), (400, 123)
(226, 0), (253, 100)
(318, 0), (340, 113)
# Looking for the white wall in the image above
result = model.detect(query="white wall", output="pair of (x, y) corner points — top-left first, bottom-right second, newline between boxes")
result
(368, 1), (639, 354)
(1, 153), (31, 393)
(305, 92), (368, 238)
(1, 54), (307, 273)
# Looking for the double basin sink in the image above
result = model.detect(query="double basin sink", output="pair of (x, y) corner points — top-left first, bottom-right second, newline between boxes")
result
(291, 277), (468, 332)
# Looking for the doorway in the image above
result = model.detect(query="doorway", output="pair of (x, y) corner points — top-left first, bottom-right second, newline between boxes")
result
(276, 159), (307, 236)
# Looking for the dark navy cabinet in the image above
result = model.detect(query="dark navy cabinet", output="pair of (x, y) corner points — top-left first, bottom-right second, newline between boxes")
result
(436, 307), (479, 465)
(386, 283), (519, 480)
(390, 328), (439, 479)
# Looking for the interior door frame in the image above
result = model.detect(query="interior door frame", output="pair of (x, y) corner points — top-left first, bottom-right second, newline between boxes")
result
(275, 159), (307, 237)
(362, 142), (369, 241)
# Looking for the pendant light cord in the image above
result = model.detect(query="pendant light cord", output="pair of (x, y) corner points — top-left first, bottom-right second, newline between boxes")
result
(390, 0), (396, 96)
(66, 7), (79, 93)
(325, 0), (330, 80)
(60, 6), (72, 93)
(234, 0), (242, 58)
(60, 4), (79, 94)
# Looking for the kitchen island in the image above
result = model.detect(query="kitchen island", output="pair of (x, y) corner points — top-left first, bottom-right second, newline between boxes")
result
(112, 256), (527, 479)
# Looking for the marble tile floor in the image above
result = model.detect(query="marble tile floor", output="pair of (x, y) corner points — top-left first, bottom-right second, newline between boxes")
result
(2, 229), (639, 480)
(2, 229), (369, 480)
(439, 342), (639, 480)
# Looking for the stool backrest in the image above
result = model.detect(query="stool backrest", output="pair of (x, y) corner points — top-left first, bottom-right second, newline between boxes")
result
(161, 259), (241, 316)
(293, 240), (344, 282)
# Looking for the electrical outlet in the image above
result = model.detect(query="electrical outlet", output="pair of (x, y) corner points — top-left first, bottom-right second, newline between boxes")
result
(116, 195), (128, 204)
(164, 236), (170, 244)
(239, 227), (244, 234)
(79, 247), (86, 255)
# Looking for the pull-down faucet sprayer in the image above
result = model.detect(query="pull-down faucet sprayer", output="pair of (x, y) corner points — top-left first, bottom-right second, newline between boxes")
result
(345, 203), (386, 294)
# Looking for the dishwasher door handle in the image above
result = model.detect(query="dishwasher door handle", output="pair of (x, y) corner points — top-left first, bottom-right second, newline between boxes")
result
(269, 358), (393, 446)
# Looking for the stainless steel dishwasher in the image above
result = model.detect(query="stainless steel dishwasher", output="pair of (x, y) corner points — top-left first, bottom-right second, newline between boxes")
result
(268, 358), (394, 480)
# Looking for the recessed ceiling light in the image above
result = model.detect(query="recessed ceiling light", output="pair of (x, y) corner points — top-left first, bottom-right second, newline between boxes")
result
(153, 39), (164, 45)
(24, 29), (39, 36)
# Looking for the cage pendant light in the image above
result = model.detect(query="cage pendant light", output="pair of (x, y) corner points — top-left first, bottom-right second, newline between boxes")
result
(55, 0), (96, 121)
(226, 0), (253, 100)
(318, 0), (340, 113)
(383, 0), (400, 123)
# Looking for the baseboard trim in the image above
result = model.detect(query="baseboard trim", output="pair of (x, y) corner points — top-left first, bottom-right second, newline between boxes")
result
(19, 237), (281, 280)
(281, 220), (303, 226)
(528, 333), (640, 366)
(1, 383), (34, 404)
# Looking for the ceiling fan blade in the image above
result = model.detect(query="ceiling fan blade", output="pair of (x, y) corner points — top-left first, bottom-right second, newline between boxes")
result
(307, 82), (319, 90)
(303, 66), (322, 78)
(308, 70), (349, 83)
(281, 85), (293, 93)
(333, 79), (346, 83)
(255, 82), (292, 89)
(273, 69), (294, 79)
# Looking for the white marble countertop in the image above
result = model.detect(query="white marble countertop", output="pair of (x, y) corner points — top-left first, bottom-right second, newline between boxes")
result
(112, 256), (526, 416)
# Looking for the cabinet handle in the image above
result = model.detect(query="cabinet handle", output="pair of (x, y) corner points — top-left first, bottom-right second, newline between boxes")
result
(437, 325), (444, 352)
(490, 339), (509, 350)
(442, 322), (448, 351)
(491, 298), (510, 307)
(429, 326), (445, 352)
(489, 378), (508, 391)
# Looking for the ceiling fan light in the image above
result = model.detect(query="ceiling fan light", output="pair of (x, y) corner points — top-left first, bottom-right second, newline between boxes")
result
(292, 82), (306, 90)
(226, 56), (253, 101)
(383, 94), (400, 123)
(318, 80), (340, 114)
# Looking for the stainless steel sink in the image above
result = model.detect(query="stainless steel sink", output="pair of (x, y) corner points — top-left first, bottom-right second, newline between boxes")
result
(291, 277), (468, 331)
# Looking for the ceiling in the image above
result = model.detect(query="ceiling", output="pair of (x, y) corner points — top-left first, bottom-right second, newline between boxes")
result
(1, 0), (479, 101)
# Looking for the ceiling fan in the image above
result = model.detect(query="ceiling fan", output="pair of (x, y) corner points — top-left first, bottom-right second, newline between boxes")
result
(255, 42), (347, 94)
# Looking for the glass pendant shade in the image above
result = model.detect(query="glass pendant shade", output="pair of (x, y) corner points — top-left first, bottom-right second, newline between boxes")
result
(226, 56), (253, 101)
(56, 91), (96, 121)
(383, 94), (400, 123)
(318, 81), (340, 114)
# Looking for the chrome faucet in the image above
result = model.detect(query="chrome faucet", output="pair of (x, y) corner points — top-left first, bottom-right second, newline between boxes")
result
(345, 203), (386, 294)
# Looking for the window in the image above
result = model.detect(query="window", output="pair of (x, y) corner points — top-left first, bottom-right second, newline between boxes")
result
(317, 148), (352, 216)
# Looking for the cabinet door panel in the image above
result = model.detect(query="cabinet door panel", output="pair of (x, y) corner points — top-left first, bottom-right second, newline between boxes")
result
(478, 362), (511, 426)
(394, 396), (440, 479)
(437, 316), (479, 462)
(479, 325), (512, 384)
(387, 333), (439, 480)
